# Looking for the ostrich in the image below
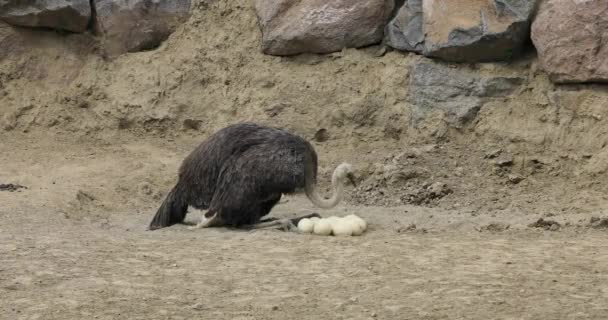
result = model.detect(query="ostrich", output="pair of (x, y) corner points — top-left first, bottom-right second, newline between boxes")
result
(148, 122), (356, 231)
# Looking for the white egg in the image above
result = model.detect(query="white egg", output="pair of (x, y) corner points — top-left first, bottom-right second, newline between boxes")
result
(344, 214), (360, 221)
(325, 216), (340, 223)
(310, 216), (321, 223)
(347, 219), (364, 236)
(345, 214), (367, 232)
(325, 216), (340, 227)
(313, 219), (332, 236)
(297, 218), (314, 233)
(358, 218), (368, 232)
(331, 219), (353, 236)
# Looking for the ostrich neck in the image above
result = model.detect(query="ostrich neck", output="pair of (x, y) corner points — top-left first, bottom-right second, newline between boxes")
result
(306, 168), (344, 209)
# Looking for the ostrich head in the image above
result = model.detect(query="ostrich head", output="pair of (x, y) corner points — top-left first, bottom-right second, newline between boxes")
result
(305, 162), (356, 209)
(333, 162), (357, 187)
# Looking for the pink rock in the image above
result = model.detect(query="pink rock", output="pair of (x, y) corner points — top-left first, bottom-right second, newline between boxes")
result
(0, 0), (90, 33)
(94, 0), (191, 56)
(386, 0), (536, 62)
(254, 0), (394, 56)
(531, 0), (608, 83)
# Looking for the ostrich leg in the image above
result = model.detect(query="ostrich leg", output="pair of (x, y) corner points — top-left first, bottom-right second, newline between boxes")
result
(244, 213), (322, 231)
(288, 213), (322, 226)
(188, 209), (220, 229)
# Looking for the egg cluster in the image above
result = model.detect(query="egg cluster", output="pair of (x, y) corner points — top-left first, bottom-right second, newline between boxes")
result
(296, 214), (367, 236)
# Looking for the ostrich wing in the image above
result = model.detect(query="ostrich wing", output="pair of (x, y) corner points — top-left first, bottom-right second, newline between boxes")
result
(236, 141), (311, 194)
(177, 122), (271, 209)
(207, 140), (314, 225)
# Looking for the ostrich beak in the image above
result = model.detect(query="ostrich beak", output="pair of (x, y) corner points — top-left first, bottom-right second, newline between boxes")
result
(346, 172), (357, 187)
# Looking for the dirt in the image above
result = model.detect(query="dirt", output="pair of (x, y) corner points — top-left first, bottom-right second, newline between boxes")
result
(0, 183), (26, 192)
(1, 0), (608, 319)
(2, 133), (608, 320)
(528, 218), (561, 231)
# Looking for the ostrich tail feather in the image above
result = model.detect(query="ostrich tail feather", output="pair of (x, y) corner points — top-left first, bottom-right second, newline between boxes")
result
(148, 185), (188, 230)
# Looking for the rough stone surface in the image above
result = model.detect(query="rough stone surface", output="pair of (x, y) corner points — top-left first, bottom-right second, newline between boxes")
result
(0, 0), (90, 32)
(254, 0), (394, 56)
(386, 0), (537, 62)
(408, 62), (524, 127)
(94, 0), (191, 56)
(384, 0), (424, 53)
(531, 0), (608, 83)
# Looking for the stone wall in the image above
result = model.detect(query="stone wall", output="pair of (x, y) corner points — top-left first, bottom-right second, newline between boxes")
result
(1, 1), (606, 81)
(252, 0), (607, 83)
(0, 0), (191, 56)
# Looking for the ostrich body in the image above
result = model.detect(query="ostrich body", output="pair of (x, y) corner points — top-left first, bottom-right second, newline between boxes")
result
(148, 122), (355, 230)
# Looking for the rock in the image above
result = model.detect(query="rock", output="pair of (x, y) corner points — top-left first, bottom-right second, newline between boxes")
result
(313, 128), (329, 142)
(386, 0), (537, 62)
(528, 218), (560, 231)
(254, 0), (394, 55)
(387, 169), (419, 185)
(94, 0), (191, 56)
(454, 167), (465, 177)
(183, 119), (202, 130)
(138, 182), (154, 196)
(0, 183), (26, 192)
(402, 181), (452, 206)
(396, 223), (417, 233)
(589, 217), (608, 229)
(394, 150), (418, 162)
(408, 62), (524, 127)
(264, 103), (289, 118)
(428, 182), (451, 197)
(423, 0), (537, 62)
(484, 148), (502, 159)
(507, 174), (523, 184)
(481, 222), (510, 232)
(0, 0), (90, 32)
(494, 156), (513, 167)
(384, 0), (424, 53)
(190, 302), (205, 311)
(531, 0), (608, 83)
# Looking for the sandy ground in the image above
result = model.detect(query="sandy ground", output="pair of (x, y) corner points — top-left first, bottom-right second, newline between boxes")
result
(2, 1), (608, 318)
(1, 133), (608, 320)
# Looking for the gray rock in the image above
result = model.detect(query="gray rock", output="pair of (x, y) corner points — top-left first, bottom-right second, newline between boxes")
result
(384, 0), (424, 53)
(386, 0), (537, 62)
(408, 62), (524, 127)
(254, 0), (394, 56)
(531, 0), (608, 83)
(0, 0), (90, 32)
(507, 174), (523, 184)
(589, 217), (608, 229)
(94, 0), (191, 56)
